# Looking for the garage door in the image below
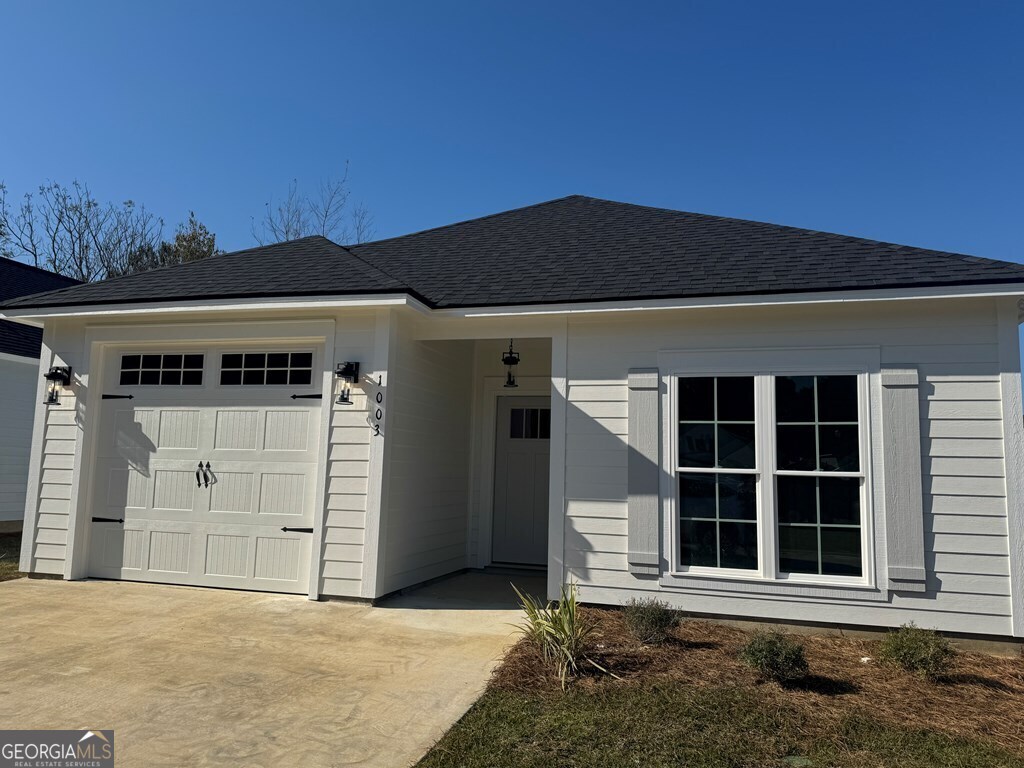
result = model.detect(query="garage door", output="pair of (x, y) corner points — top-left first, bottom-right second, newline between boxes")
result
(87, 346), (324, 594)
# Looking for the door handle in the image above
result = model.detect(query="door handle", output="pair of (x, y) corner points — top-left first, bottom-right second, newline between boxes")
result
(196, 462), (203, 488)
(202, 462), (211, 488)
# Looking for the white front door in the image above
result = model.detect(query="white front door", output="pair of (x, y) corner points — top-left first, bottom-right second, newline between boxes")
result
(492, 396), (550, 566)
(87, 346), (322, 594)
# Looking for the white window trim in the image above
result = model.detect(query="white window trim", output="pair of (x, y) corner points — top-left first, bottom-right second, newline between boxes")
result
(657, 346), (882, 598)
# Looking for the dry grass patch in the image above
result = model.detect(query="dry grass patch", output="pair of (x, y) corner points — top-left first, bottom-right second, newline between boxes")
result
(0, 532), (24, 582)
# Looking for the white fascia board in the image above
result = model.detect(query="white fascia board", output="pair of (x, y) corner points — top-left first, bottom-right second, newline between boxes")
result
(434, 282), (1024, 318)
(0, 293), (431, 321)
(4, 283), (1024, 324)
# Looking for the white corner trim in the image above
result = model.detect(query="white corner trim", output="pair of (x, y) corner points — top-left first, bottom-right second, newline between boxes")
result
(997, 298), (1024, 638)
(307, 319), (337, 600)
(547, 321), (569, 600)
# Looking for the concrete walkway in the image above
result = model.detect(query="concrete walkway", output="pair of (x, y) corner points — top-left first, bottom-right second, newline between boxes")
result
(0, 572), (542, 767)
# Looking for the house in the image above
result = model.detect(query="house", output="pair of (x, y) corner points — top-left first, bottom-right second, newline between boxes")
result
(4, 195), (1024, 640)
(0, 260), (80, 530)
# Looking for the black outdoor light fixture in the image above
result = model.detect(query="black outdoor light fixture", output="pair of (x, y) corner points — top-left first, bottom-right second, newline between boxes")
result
(335, 361), (360, 405)
(43, 365), (72, 405)
(502, 339), (520, 388)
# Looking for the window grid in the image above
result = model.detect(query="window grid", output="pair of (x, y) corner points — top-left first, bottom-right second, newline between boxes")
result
(220, 352), (313, 386)
(510, 408), (551, 440)
(119, 353), (204, 386)
(775, 375), (863, 578)
(677, 376), (758, 571)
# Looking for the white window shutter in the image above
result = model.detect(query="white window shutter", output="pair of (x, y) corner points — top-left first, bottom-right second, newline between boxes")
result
(627, 368), (661, 576)
(880, 367), (928, 592)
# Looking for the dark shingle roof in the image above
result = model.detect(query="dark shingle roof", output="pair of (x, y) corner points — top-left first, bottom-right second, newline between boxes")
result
(2, 236), (412, 310)
(0, 260), (80, 358)
(5, 196), (1024, 312)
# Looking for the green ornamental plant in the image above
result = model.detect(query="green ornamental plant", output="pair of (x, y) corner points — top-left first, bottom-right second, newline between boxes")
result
(739, 630), (809, 683)
(512, 581), (613, 690)
(622, 597), (681, 644)
(878, 622), (955, 680)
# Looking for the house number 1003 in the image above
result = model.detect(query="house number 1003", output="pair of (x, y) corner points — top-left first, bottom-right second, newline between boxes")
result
(373, 375), (384, 435)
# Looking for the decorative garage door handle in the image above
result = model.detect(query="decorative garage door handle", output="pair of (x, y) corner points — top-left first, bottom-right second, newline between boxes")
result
(280, 527), (314, 533)
(195, 462), (213, 488)
(92, 516), (124, 523)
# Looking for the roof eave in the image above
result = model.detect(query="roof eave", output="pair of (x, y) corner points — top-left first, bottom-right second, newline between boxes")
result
(0, 292), (433, 321)
(431, 281), (1024, 317)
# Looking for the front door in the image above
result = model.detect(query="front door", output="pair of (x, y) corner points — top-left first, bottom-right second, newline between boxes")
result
(86, 345), (322, 594)
(492, 396), (550, 566)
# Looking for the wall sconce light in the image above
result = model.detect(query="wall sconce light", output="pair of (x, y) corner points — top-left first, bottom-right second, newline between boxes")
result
(335, 361), (360, 405)
(43, 365), (72, 405)
(502, 339), (520, 389)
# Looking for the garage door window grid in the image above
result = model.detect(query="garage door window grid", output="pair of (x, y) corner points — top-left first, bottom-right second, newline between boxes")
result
(220, 352), (314, 386)
(120, 354), (204, 386)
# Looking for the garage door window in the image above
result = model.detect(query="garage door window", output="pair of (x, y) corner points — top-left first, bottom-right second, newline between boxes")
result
(120, 354), (204, 386)
(220, 352), (313, 386)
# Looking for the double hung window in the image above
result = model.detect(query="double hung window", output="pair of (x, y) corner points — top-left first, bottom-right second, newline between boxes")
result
(674, 371), (866, 583)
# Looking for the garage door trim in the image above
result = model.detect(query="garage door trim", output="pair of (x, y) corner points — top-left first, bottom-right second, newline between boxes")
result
(67, 318), (337, 600)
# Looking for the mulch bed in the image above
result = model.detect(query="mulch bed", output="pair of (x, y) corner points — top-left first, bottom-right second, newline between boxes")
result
(492, 607), (1024, 754)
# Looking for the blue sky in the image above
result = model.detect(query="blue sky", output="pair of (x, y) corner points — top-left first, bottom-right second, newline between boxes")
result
(2, 1), (1022, 260)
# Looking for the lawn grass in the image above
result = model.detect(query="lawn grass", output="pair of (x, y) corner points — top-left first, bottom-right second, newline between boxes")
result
(419, 685), (1022, 768)
(0, 531), (25, 581)
(418, 605), (1024, 768)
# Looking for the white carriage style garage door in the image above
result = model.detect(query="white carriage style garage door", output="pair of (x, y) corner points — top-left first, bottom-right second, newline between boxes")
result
(87, 345), (324, 594)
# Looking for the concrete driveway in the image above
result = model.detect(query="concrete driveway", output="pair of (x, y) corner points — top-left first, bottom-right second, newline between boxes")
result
(0, 573), (539, 767)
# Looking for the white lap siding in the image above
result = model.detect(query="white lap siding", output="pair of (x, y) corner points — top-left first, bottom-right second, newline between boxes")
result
(20, 319), (85, 575)
(377, 323), (474, 594)
(320, 313), (378, 598)
(0, 356), (41, 522)
(561, 298), (1014, 637)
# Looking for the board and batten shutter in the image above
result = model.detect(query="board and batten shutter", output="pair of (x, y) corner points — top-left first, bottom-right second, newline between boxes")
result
(627, 368), (661, 576)
(880, 367), (928, 592)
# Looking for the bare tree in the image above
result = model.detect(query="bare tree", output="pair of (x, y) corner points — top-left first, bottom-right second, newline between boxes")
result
(251, 165), (374, 245)
(0, 180), (163, 281)
(114, 212), (222, 277)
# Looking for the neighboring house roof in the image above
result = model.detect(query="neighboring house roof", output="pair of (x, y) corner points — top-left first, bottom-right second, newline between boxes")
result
(5, 195), (1024, 312)
(0, 260), (80, 357)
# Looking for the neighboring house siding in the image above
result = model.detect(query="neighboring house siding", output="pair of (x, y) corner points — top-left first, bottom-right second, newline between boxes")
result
(561, 297), (1013, 636)
(378, 321), (474, 594)
(0, 356), (41, 522)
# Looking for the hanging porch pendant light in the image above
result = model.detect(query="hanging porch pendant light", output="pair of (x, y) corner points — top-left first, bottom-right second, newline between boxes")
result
(502, 339), (520, 388)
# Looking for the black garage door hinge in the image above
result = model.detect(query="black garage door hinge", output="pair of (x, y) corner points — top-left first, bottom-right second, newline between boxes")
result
(92, 516), (124, 523)
(280, 527), (314, 533)
(290, 394), (322, 400)
(101, 394), (134, 400)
